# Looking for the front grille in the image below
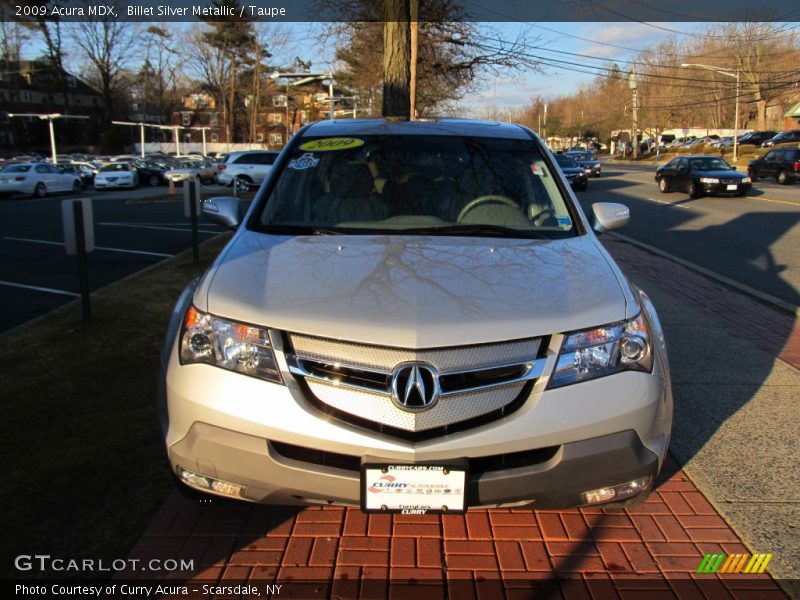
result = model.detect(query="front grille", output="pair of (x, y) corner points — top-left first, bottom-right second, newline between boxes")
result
(720, 178), (739, 184)
(284, 333), (546, 436)
(269, 440), (560, 474)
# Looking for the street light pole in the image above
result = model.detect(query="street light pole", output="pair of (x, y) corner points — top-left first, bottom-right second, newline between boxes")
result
(328, 73), (334, 121)
(680, 63), (740, 164)
(8, 113), (89, 163)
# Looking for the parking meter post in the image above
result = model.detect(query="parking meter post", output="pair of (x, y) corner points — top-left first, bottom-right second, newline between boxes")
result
(72, 200), (92, 327)
(189, 178), (199, 265)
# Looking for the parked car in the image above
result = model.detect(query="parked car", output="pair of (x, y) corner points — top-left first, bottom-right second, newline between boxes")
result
(160, 119), (672, 510)
(57, 162), (91, 188)
(94, 162), (140, 189)
(761, 130), (800, 147)
(217, 150), (279, 191)
(748, 147), (800, 184)
(655, 155), (751, 198)
(737, 131), (776, 146)
(133, 160), (168, 186)
(566, 150), (601, 177)
(165, 159), (218, 185)
(0, 162), (82, 198)
(554, 152), (588, 190)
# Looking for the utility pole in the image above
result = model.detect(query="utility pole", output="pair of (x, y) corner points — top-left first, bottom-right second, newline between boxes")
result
(680, 63), (740, 164)
(543, 104), (547, 146)
(629, 67), (639, 159)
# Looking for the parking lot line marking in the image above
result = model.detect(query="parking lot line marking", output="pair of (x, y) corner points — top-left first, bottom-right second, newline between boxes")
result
(97, 222), (221, 234)
(645, 197), (694, 210)
(3, 236), (173, 258)
(0, 280), (79, 298)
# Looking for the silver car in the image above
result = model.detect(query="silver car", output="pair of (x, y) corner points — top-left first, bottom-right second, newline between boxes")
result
(0, 162), (82, 198)
(165, 159), (218, 185)
(217, 150), (279, 191)
(160, 119), (672, 512)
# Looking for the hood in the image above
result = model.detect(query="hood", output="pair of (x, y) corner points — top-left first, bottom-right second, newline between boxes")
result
(203, 232), (628, 348)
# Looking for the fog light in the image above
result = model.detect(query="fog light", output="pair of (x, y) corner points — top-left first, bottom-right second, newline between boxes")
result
(179, 468), (245, 498)
(581, 476), (651, 505)
(582, 487), (616, 504)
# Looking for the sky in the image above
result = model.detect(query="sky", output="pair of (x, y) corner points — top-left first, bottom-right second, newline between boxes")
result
(17, 20), (756, 113)
(264, 21), (695, 114)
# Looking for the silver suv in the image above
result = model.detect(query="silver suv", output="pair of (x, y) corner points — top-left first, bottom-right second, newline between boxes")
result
(160, 119), (672, 512)
(217, 150), (279, 191)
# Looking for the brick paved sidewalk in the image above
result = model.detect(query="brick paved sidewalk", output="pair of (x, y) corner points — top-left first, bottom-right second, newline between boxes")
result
(128, 238), (796, 599)
(127, 457), (786, 599)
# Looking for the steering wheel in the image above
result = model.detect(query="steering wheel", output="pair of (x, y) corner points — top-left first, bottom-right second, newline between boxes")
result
(457, 195), (519, 222)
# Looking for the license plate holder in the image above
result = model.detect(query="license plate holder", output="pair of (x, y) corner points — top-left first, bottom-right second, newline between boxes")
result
(361, 464), (467, 514)
(726, 184), (738, 190)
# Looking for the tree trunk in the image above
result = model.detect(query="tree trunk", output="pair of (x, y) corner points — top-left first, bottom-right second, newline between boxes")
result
(382, 0), (411, 118)
(756, 99), (767, 130)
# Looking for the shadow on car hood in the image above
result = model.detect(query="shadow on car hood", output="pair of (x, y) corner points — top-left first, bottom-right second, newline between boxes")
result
(204, 232), (627, 348)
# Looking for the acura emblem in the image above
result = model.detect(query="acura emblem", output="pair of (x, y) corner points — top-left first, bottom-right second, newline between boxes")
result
(391, 362), (440, 411)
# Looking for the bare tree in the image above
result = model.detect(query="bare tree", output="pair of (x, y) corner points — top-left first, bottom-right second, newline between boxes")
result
(70, 18), (136, 146)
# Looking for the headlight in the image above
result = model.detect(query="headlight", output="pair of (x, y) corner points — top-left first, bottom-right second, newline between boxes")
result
(548, 313), (652, 388)
(699, 177), (719, 183)
(741, 177), (751, 183)
(179, 306), (282, 383)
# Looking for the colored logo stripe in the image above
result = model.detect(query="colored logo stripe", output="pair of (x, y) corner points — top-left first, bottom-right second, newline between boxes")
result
(697, 553), (773, 574)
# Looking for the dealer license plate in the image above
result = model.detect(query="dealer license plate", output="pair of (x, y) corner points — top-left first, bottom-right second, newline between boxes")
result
(726, 184), (738, 190)
(361, 464), (467, 514)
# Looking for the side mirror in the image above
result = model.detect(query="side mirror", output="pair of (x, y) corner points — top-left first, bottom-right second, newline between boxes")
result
(202, 196), (242, 229)
(592, 202), (630, 233)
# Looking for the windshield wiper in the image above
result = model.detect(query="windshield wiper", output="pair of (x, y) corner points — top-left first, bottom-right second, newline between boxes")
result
(261, 224), (342, 236)
(399, 224), (550, 239)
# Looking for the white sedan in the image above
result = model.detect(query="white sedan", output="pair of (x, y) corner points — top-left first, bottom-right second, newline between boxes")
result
(0, 162), (82, 198)
(94, 162), (139, 189)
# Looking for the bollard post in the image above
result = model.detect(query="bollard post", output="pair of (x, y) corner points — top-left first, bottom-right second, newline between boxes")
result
(73, 200), (92, 326)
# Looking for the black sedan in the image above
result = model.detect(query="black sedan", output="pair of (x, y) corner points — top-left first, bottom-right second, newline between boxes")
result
(554, 153), (588, 191)
(655, 155), (751, 198)
(133, 160), (168, 186)
(566, 150), (601, 177)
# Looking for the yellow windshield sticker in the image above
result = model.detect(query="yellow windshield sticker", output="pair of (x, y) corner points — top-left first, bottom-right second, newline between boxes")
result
(299, 138), (364, 152)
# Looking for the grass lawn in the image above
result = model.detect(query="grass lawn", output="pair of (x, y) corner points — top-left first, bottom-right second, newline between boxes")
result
(0, 234), (231, 578)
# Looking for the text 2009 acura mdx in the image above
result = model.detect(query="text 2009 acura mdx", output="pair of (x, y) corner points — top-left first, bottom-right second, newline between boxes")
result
(159, 119), (672, 513)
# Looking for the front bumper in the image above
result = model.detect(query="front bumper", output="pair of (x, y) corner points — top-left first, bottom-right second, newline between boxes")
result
(169, 424), (658, 508)
(162, 337), (671, 508)
(698, 181), (752, 195)
(94, 179), (134, 188)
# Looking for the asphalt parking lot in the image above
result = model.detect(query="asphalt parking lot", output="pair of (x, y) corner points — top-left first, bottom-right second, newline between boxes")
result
(0, 184), (234, 333)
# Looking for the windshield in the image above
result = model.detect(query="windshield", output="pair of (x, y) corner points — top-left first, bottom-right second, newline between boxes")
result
(569, 153), (592, 161)
(100, 163), (129, 172)
(256, 134), (578, 238)
(688, 157), (732, 171)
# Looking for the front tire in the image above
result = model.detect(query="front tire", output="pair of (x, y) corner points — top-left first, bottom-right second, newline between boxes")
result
(33, 183), (46, 198)
(235, 176), (251, 193)
(777, 170), (789, 185)
(658, 177), (670, 193)
(688, 181), (700, 199)
(72, 180), (82, 194)
(148, 174), (161, 187)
